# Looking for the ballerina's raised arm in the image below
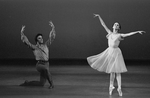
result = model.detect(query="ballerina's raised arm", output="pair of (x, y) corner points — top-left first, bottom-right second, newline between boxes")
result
(94, 14), (111, 34)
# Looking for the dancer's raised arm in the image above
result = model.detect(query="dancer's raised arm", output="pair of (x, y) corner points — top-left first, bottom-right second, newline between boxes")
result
(121, 31), (145, 38)
(94, 14), (111, 34)
(45, 21), (56, 46)
(21, 25), (36, 50)
(21, 25), (25, 36)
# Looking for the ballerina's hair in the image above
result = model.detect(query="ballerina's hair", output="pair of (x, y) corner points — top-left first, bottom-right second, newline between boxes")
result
(113, 22), (121, 30)
(118, 22), (121, 30)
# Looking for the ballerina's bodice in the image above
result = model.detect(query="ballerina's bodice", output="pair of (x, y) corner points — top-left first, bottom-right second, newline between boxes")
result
(107, 33), (121, 48)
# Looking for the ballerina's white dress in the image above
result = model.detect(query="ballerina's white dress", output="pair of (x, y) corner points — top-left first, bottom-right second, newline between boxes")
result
(87, 33), (127, 73)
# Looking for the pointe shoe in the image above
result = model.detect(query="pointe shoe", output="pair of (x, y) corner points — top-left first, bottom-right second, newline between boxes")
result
(109, 86), (115, 95)
(117, 88), (123, 96)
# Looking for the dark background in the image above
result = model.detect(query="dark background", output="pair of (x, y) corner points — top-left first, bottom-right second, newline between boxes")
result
(0, 0), (150, 61)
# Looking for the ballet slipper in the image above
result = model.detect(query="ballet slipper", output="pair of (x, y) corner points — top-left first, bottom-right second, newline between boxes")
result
(49, 85), (54, 89)
(19, 80), (29, 86)
(117, 88), (123, 96)
(109, 86), (115, 95)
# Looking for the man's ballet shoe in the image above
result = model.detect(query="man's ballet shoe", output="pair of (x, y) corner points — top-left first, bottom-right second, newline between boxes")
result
(19, 80), (28, 86)
(49, 85), (54, 89)
(109, 86), (115, 95)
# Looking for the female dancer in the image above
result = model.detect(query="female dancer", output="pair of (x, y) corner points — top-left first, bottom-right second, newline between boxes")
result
(87, 14), (145, 96)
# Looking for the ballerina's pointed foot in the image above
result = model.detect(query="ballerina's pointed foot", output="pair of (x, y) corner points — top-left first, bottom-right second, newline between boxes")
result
(109, 86), (115, 95)
(117, 88), (123, 96)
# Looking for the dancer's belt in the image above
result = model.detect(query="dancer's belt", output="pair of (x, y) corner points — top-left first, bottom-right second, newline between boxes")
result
(38, 60), (49, 63)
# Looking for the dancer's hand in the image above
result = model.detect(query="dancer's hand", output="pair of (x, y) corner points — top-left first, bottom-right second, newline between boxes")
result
(49, 21), (55, 28)
(138, 31), (146, 35)
(21, 25), (25, 35)
(93, 14), (100, 18)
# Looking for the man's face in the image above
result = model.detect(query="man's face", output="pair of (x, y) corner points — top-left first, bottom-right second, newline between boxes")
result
(37, 35), (43, 44)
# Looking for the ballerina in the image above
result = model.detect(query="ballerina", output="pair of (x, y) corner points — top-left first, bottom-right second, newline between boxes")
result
(87, 14), (145, 96)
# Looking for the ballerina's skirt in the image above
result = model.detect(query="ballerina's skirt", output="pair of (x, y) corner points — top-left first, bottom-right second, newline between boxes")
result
(87, 47), (127, 73)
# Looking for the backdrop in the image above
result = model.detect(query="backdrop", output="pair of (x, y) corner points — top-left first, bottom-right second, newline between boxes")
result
(0, 0), (150, 60)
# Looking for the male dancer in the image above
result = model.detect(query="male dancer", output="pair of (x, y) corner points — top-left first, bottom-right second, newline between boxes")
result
(20, 21), (56, 89)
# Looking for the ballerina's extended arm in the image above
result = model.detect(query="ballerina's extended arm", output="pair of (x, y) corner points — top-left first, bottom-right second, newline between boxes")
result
(120, 31), (146, 38)
(94, 14), (111, 34)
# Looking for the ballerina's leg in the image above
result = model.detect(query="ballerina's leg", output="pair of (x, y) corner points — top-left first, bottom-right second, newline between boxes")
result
(116, 73), (122, 96)
(109, 72), (115, 95)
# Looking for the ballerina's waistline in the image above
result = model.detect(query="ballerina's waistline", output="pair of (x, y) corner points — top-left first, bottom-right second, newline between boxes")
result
(108, 46), (119, 48)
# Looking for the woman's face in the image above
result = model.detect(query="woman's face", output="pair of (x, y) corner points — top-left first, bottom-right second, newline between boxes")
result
(113, 22), (120, 30)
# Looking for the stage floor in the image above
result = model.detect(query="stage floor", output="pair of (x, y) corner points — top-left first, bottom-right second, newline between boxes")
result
(0, 64), (150, 98)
